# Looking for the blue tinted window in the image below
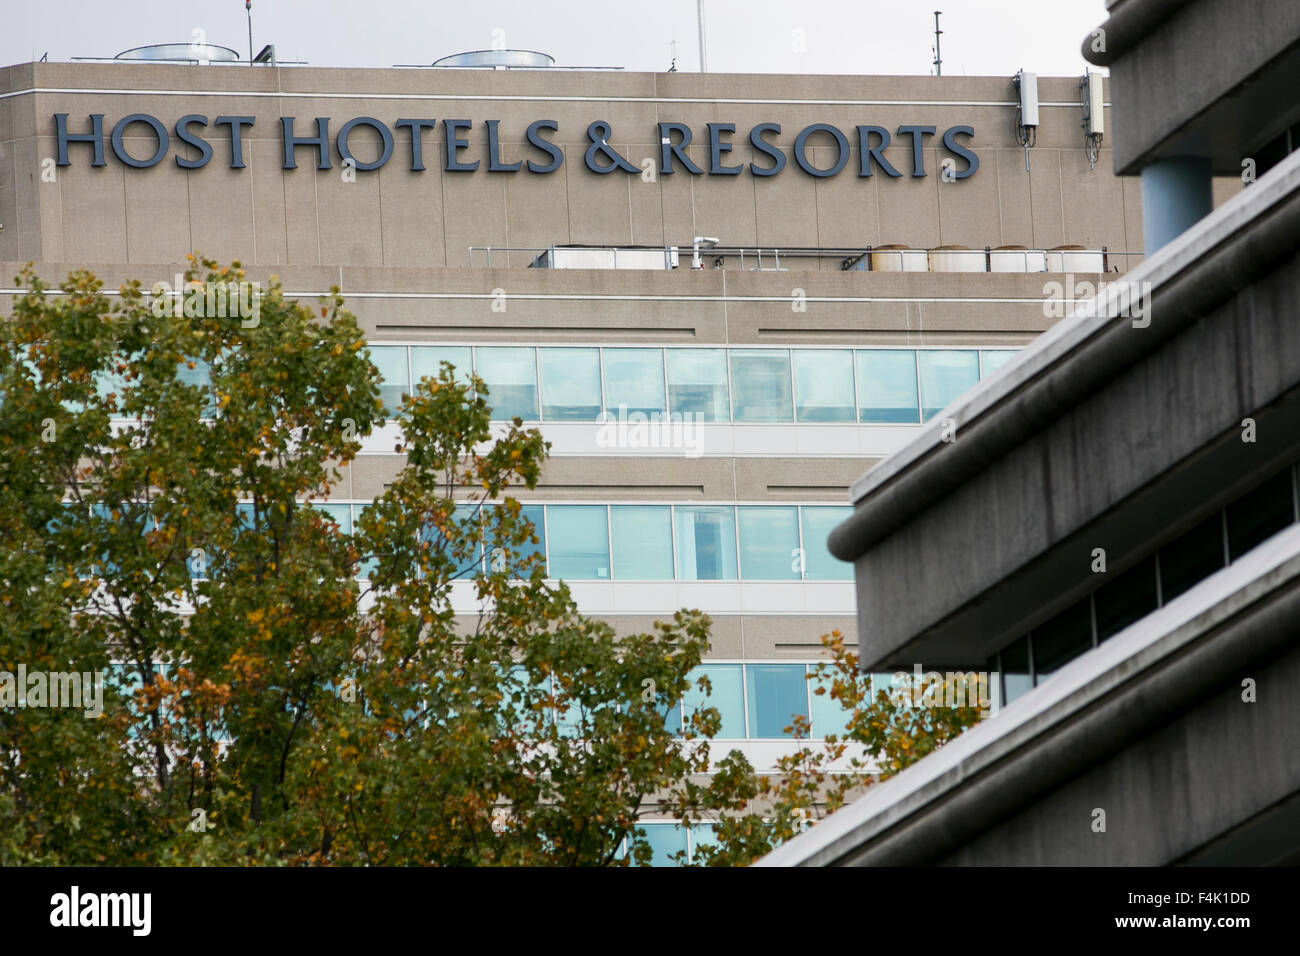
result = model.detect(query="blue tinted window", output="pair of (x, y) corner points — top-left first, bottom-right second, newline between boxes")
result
(235, 502), (256, 532)
(539, 347), (602, 421)
(799, 507), (853, 581)
(553, 677), (584, 738)
(176, 356), (217, 419)
(746, 664), (809, 738)
(793, 349), (855, 422)
(684, 664), (745, 738)
(421, 503), (484, 580)
(730, 349), (793, 422)
(980, 350), (1017, 377)
(661, 699), (683, 736)
(856, 350), (919, 423)
(95, 360), (132, 413)
(545, 505), (610, 580)
(917, 350), (979, 421)
(603, 348), (666, 417)
(410, 345), (472, 387)
(610, 505), (674, 579)
(368, 346), (409, 417)
(475, 347), (538, 421)
(313, 502), (352, 534)
(674, 506), (737, 580)
(486, 503), (547, 578)
(808, 663), (850, 738)
(666, 349), (729, 422)
(689, 825), (718, 864)
(737, 506), (800, 580)
(639, 823), (689, 867)
(515, 503), (547, 576)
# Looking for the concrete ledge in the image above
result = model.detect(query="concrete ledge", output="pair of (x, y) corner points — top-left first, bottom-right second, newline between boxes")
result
(759, 523), (1300, 866)
(830, 145), (1300, 563)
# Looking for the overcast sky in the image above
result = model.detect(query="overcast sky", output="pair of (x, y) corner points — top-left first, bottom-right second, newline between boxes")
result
(3, 0), (1108, 77)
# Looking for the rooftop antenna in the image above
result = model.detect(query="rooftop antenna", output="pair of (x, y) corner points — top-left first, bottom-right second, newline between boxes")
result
(697, 0), (707, 72)
(932, 11), (943, 76)
(245, 1), (253, 65)
(669, 39), (678, 72)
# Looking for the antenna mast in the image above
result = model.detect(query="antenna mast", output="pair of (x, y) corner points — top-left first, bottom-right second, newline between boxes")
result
(697, 0), (708, 72)
(932, 10), (943, 76)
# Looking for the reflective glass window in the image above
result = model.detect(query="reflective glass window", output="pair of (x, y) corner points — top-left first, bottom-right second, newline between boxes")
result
(420, 503), (484, 580)
(666, 348), (729, 421)
(730, 349), (793, 422)
(368, 345), (409, 417)
(799, 507), (853, 581)
(808, 664), (849, 738)
(855, 350), (919, 423)
(487, 503), (547, 578)
(917, 350), (979, 421)
(980, 349), (1017, 377)
(674, 506), (737, 580)
(475, 347), (538, 421)
(610, 505), (674, 579)
(313, 502), (352, 535)
(793, 349), (855, 422)
(539, 347), (602, 421)
(661, 699), (683, 736)
(603, 348), (666, 418)
(689, 825), (718, 864)
(746, 663), (809, 738)
(545, 505), (610, 579)
(737, 506), (800, 580)
(177, 356), (217, 419)
(410, 345), (472, 388)
(683, 664), (745, 738)
(640, 824), (689, 867)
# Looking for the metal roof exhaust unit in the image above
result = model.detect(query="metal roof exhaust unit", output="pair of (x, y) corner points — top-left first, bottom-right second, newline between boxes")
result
(114, 43), (242, 65)
(431, 50), (555, 70)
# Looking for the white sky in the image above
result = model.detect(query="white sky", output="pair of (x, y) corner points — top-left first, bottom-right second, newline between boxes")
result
(3, 0), (1108, 77)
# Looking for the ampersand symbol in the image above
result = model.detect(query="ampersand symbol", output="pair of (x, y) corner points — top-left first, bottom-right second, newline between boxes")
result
(585, 121), (638, 173)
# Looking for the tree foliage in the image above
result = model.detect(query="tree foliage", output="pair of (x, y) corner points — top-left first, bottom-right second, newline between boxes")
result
(0, 259), (980, 866)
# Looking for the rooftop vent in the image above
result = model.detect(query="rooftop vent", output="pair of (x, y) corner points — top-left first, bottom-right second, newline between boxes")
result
(115, 43), (241, 64)
(431, 49), (555, 69)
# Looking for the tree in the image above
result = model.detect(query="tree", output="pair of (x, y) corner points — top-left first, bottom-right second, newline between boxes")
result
(0, 258), (980, 866)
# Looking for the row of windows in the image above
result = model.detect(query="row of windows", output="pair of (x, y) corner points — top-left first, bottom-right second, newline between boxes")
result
(627, 823), (717, 867)
(497, 661), (848, 742)
(52, 345), (1016, 427)
(309, 502), (853, 582)
(660, 662), (849, 740)
(367, 345), (1019, 424)
(991, 464), (1300, 705)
